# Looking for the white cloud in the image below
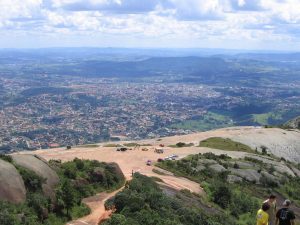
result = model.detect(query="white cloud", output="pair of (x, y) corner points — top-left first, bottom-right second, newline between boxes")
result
(0, 0), (42, 20)
(167, 0), (227, 20)
(230, 0), (265, 11)
(50, 0), (161, 13)
(0, 0), (299, 49)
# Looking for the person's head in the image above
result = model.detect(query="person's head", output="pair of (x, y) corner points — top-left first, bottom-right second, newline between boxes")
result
(283, 199), (291, 208)
(262, 202), (270, 212)
(269, 194), (276, 203)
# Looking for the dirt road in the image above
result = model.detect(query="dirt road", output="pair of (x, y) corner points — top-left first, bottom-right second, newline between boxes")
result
(67, 187), (124, 225)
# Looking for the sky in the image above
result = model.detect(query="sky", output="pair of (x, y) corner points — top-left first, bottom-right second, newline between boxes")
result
(0, 0), (300, 50)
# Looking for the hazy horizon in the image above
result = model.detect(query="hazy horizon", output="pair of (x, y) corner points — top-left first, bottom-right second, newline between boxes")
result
(0, 47), (299, 54)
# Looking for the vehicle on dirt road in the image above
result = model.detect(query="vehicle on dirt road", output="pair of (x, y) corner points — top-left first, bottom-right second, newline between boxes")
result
(146, 160), (152, 166)
(170, 154), (179, 158)
(155, 148), (164, 154)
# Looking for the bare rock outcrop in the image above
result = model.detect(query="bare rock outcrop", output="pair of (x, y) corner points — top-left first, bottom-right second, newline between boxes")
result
(0, 159), (26, 203)
(208, 164), (227, 173)
(12, 154), (59, 200)
(230, 128), (300, 163)
(230, 168), (262, 183)
(285, 116), (300, 129)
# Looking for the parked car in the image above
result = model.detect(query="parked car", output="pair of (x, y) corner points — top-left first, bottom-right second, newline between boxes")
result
(155, 148), (164, 153)
(146, 160), (152, 166)
(117, 147), (128, 151)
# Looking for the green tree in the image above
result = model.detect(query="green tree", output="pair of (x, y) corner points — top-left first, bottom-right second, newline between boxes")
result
(27, 193), (49, 221)
(0, 208), (20, 225)
(56, 180), (76, 218)
(104, 214), (128, 225)
(17, 167), (45, 192)
(74, 158), (85, 170)
(212, 184), (232, 209)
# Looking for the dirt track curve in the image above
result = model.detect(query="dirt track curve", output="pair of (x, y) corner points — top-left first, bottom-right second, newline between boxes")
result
(67, 187), (124, 225)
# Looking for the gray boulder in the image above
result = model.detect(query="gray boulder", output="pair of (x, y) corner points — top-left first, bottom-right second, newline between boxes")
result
(273, 164), (295, 177)
(12, 155), (59, 200)
(209, 164), (227, 173)
(197, 159), (217, 165)
(230, 168), (262, 183)
(195, 165), (206, 172)
(0, 159), (26, 203)
(290, 167), (300, 177)
(260, 171), (280, 185)
(227, 175), (243, 183)
(234, 161), (255, 168)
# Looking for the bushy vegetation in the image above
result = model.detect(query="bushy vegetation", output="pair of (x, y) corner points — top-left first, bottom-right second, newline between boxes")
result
(157, 153), (262, 225)
(279, 177), (300, 206)
(156, 152), (300, 224)
(0, 154), (13, 163)
(123, 143), (152, 147)
(169, 142), (194, 148)
(16, 166), (46, 192)
(0, 158), (125, 225)
(76, 144), (100, 148)
(123, 143), (139, 147)
(0, 163), (62, 225)
(104, 144), (123, 147)
(199, 137), (254, 153)
(103, 173), (237, 225)
(52, 158), (125, 193)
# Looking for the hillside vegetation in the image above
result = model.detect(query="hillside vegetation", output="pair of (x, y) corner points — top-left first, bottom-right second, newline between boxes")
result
(0, 156), (125, 225)
(103, 173), (237, 225)
(157, 152), (300, 225)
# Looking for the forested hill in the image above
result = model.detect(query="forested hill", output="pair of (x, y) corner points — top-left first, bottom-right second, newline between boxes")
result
(1, 49), (300, 85)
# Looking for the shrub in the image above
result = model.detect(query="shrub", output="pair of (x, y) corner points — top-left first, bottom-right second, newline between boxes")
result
(0, 154), (13, 163)
(233, 163), (240, 169)
(261, 146), (268, 155)
(27, 193), (49, 221)
(176, 142), (186, 147)
(74, 158), (84, 170)
(212, 184), (232, 209)
(17, 166), (45, 192)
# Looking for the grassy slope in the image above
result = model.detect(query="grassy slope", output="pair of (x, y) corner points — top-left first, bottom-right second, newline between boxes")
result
(252, 112), (282, 125)
(170, 112), (233, 131)
(199, 137), (255, 153)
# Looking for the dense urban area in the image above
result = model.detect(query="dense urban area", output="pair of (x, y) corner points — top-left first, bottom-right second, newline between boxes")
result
(0, 49), (299, 151)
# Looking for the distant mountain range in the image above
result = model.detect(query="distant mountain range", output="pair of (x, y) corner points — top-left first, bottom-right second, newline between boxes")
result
(1, 49), (299, 84)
